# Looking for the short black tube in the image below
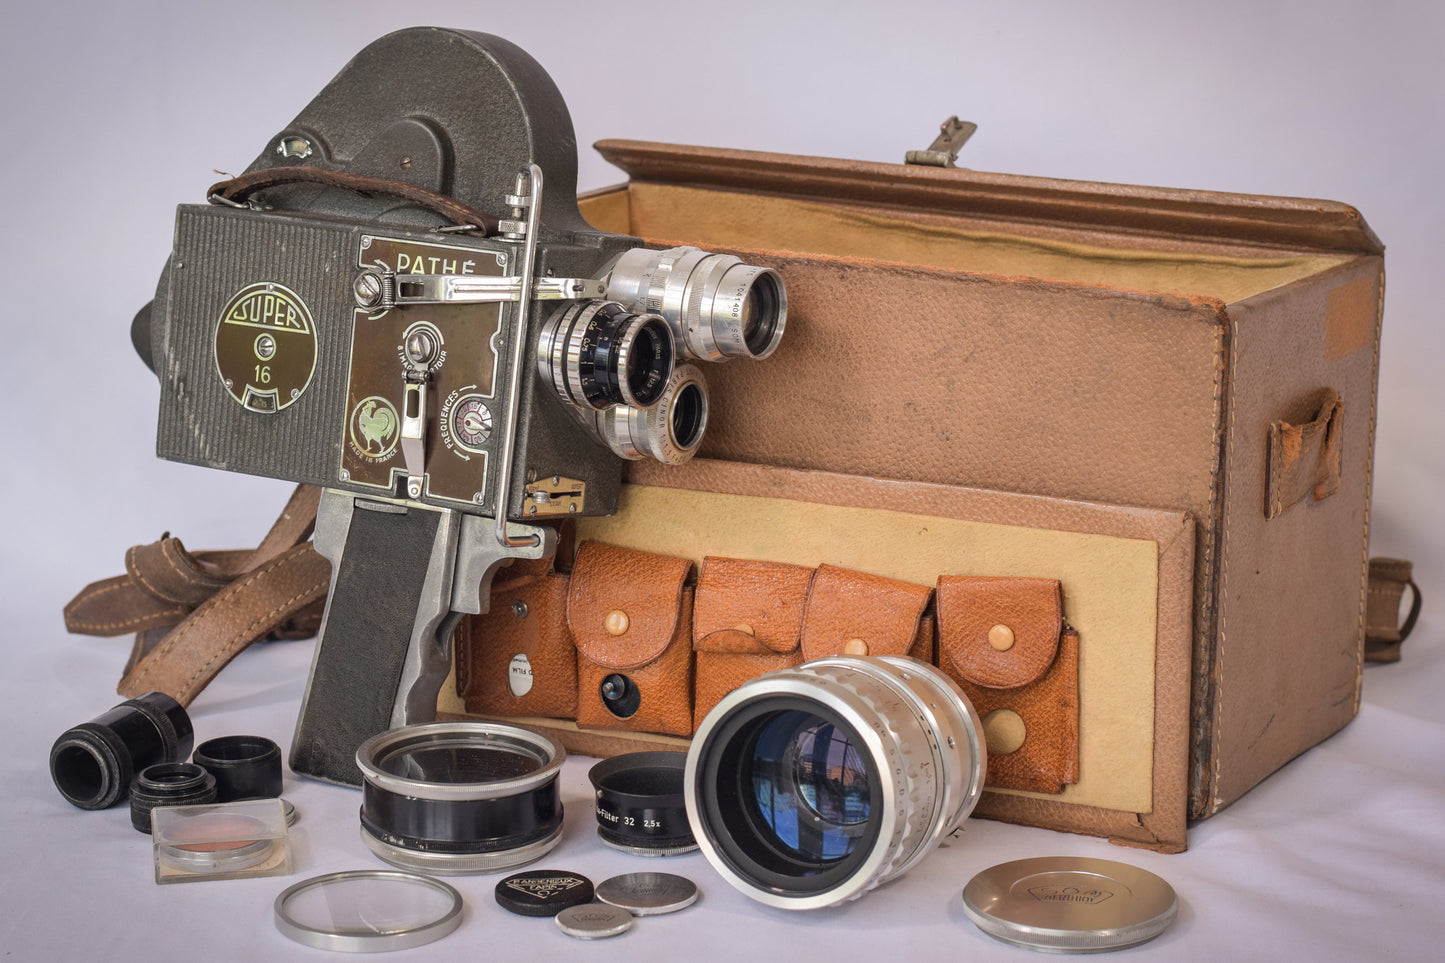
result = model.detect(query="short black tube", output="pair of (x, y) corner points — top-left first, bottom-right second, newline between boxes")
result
(50, 692), (194, 810)
(193, 735), (283, 801)
(130, 762), (218, 833)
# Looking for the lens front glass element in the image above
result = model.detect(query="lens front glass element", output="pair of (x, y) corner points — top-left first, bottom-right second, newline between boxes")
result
(377, 740), (546, 785)
(747, 711), (871, 861)
(740, 274), (782, 357)
(696, 697), (883, 896)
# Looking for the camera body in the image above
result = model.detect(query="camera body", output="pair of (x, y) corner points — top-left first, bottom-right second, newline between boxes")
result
(156, 204), (634, 521)
(137, 27), (785, 784)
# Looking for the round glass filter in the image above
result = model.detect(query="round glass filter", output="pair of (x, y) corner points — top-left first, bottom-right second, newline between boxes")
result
(962, 856), (1178, 953)
(274, 870), (463, 953)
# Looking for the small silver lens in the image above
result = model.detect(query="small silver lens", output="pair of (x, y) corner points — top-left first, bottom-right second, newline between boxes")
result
(684, 656), (985, 910)
(606, 246), (787, 362)
(593, 364), (709, 465)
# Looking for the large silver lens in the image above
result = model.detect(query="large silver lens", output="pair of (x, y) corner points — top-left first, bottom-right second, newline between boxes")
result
(536, 300), (674, 412)
(593, 364), (709, 465)
(606, 246), (787, 362)
(684, 656), (985, 910)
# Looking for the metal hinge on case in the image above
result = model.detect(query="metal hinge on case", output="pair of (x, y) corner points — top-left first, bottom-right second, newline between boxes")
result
(905, 116), (977, 168)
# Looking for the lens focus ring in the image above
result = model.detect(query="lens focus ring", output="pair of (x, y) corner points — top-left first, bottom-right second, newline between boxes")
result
(606, 246), (787, 363)
(537, 301), (674, 413)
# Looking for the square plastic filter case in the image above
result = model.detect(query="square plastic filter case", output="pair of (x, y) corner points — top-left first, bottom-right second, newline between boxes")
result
(151, 798), (292, 884)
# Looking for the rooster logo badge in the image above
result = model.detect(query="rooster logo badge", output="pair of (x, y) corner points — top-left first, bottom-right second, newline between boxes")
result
(349, 396), (400, 460)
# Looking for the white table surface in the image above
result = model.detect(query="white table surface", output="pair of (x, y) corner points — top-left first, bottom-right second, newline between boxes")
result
(7, 607), (1443, 961)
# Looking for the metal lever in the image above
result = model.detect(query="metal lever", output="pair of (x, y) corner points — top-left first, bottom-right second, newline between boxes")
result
(389, 274), (606, 305)
(399, 328), (440, 499)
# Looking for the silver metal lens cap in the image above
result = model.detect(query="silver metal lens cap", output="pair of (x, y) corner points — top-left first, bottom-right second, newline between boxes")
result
(961, 857), (1178, 953)
(596, 872), (699, 916)
(555, 903), (634, 940)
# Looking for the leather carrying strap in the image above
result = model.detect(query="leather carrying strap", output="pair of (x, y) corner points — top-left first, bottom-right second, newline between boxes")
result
(208, 168), (500, 234)
(117, 545), (332, 705)
(63, 485), (326, 706)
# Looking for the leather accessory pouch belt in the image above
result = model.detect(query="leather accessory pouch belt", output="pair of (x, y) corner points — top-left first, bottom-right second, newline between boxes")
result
(936, 576), (1080, 794)
(569, 541), (696, 737)
(691, 556), (811, 728)
(456, 555), (577, 720)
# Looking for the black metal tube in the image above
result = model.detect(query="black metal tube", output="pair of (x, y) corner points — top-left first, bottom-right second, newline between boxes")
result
(50, 692), (195, 810)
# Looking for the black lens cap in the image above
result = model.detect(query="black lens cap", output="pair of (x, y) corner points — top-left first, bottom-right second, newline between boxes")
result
(495, 870), (595, 918)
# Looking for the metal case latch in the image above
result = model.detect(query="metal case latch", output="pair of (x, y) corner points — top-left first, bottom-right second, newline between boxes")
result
(906, 116), (977, 168)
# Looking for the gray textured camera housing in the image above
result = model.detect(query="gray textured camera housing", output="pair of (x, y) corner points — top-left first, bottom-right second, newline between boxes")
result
(148, 26), (638, 519)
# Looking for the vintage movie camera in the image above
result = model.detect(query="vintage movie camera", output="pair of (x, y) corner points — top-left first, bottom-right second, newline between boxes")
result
(132, 27), (786, 784)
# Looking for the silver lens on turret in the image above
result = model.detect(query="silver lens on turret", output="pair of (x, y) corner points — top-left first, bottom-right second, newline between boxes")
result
(684, 656), (985, 910)
(593, 364), (709, 465)
(606, 246), (786, 362)
(536, 300), (675, 412)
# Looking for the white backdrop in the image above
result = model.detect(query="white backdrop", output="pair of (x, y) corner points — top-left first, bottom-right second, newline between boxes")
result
(2, 2), (1441, 960)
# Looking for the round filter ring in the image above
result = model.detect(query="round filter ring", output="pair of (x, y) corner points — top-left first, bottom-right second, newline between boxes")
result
(356, 721), (566, 874)
(274, 870), (463, 952)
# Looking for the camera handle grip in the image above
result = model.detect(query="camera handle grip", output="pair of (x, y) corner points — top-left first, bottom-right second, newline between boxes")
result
(289, 489), (556, 786)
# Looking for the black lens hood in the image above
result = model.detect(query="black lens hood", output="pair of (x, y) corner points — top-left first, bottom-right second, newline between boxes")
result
(194, 735), (283, 801)
(587, 751), (696, 854)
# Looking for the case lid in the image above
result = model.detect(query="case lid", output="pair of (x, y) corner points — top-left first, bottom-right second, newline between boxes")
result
(962, 856), (1178, 953)
(594, 139), (1383, 256)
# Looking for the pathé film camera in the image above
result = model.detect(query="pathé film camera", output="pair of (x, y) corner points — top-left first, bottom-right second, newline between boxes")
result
(133, 28), (786, 784)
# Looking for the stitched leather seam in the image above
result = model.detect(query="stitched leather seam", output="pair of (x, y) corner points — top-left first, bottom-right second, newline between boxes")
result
(127, 541), (205, 605)
(1355, 269), (1385, 715)
(1204, 312), (1231, 815)
(65, 579), (187, 632)
(176, 572), (331, 701)
(127, 549), (320, 692)
(161, 537), (230, 589)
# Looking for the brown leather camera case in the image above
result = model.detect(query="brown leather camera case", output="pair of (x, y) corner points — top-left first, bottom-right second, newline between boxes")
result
(438, 139), (1383, 851)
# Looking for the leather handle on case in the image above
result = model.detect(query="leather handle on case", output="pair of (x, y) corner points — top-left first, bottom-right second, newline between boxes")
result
(1267, 389), (1344, 519)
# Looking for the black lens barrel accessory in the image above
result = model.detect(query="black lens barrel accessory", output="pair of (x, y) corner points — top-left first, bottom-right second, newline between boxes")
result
(356, 721), (567, 875)
(129, 762), (219, 832)
(50, 692), (195, 810)
(587, 751), (697, 855)
(193, 735), (283, 801)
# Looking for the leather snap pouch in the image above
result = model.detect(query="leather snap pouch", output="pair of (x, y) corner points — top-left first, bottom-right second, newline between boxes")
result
(570, 541), (696, 737)
(936, 575), (1079, 794)
(691, 556), (813, 730)
(799, 563), (934, 663)
(456, 555), (578, 722)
